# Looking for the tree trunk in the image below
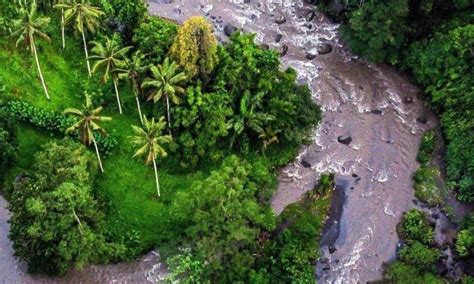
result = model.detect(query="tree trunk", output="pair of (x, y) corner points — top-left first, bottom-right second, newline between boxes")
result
(136, 95), (144, 125)
(31, 36), (50, 100)
(92, 136), (104, 173)
(81, 29), (92, 76)
(61, 8), (65, 50)
(166, 95), (171, 135)
(72, 207), (83, 235)
(113, 77), (123, 114)
(152, 158), (161, 197)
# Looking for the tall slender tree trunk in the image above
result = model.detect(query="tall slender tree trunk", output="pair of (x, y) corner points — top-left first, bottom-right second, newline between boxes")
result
(92, 136), (104, 172)
(31, 36), (50, 100)
(166, 95), (171, 134)
(136, 95), (144, 125)
(61, 8), (65, 50)
(113, 77), (123, 114)
(72, 207), (84, 235)
(81, 29), (92, 76)
(152, 158), (160, 197)
(133, 81), (144, 125)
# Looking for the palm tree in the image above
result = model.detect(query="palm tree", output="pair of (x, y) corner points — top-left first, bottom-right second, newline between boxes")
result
(12, 1), (51, 100)
(228, 91), (275, 149)
(141, 58), (186, 133)
(53, 0), (71, 49)
(130, 116), (172, 197)
(116, 51), (148, 124)
(56, 0), (104, 76)
(64, 95), (111, 173)
(90, 36), (132, 115)
(258, 127), (280, 151)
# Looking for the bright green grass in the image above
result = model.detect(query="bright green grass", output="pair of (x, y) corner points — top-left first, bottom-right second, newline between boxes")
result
(1, 28), (207, 253)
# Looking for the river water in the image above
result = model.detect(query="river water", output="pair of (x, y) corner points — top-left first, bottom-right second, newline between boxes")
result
(0, 0), (440, 283)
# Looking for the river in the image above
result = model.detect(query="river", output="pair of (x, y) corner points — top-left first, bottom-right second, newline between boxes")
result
(0, 0), (441, 283)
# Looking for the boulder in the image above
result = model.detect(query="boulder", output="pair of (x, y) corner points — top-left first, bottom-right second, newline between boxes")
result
(301, 159), (312, 168)
(275, 16), (286, 24)
(317, 43), (333, 54)
(280, 44), (288, 57)
(224, 23), (238, 37)
(306, 53), (317, 60)
(306, 10), (316, 22)
(329, 246), (337, 254)
(275, 33), (283, 43)
(416, 115), (428, 124)
(337, 135), (352, 145)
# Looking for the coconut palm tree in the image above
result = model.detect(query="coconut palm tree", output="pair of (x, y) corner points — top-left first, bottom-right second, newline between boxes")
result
(116, 51), (148, 124)
(64, 94), (111, 173)
(130, 116), (172, 197)
(12, 1), (51, 100)
(53, 0), (71, 49)
(56, 0), (104, 76)
(90, 36), (132, 115)
(141, 58), (186, 133)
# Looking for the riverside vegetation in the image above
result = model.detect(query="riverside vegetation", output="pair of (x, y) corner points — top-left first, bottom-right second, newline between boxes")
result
(0, 0), (333, 281)
(315, 0), (474, 281)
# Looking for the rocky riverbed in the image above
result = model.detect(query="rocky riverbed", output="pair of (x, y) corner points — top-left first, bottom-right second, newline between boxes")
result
(0, 0), (466, 283)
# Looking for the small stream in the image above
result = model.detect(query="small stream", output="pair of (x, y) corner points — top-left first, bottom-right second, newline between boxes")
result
(0, 0), (464, 283)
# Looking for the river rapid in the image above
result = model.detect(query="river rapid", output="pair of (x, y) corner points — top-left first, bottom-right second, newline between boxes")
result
(0, 0), (441, 283)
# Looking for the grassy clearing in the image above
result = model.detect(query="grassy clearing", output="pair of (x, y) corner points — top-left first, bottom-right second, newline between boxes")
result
(1, 29), (208, 253)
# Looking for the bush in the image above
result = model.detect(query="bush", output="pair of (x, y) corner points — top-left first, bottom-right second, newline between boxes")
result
(132, 16), (177, 65)
(8, 140), (125, 275)
(417, 130), (436, 166)
(0, 107), (17, 181)
(413, 167), (444, 206)
(401, 209), (434, 245)
(386, 261), (444, 284)
(399, 241), (440, 271)
(2, 100), (117, 156)
(456, 214), (474, 257)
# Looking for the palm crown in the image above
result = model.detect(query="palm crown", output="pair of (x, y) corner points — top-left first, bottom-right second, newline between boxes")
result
(64, 95), (111, 145)
(131, 116), (172, 165)
(141, 58), (187, 131)
(90, 36), (132, 83)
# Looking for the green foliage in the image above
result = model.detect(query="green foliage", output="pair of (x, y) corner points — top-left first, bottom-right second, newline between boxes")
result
(173, 85), (233, 168)
(341, 0), (409, 63)
(169, 156), (276, 282)
(165, 248), (207, 284)
(401, 209), (434, 245)
(386, 261), (444, 284)
(3, 100), (117, 155)
(92, 0), (147, 42)
(405, 24), (474, 202)
(132, 16), (177, 65)
(254, 175), (333, 283)
(0, 108), (17, 181)
(8, 140), (125, 275)
(170, 16), (218, 80)
(399, 241), (440, 271)
(413, 167), (445, 207)
(456, 214), (474, 257)
(417, 130), (436, 166)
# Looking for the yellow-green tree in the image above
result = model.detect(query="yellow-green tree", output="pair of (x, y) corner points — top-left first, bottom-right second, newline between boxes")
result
(170, 16), (218, 80)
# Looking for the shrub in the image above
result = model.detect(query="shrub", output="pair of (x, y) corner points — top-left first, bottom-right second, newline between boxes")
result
(399, 241), (440, 271)
(401, 209), (434, 245)
(0, 107), (16, 181)
(2, 100), (117, 156)
(132, 16), (177, 65)
(417, 130), (436, 166)
(413, 167), (444, 206)
(456, 214), (474, 257)
(386, 261), (444, 284)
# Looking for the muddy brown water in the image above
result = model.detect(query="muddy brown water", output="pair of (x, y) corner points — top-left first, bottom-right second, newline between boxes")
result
(0, 0), (451, 283)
